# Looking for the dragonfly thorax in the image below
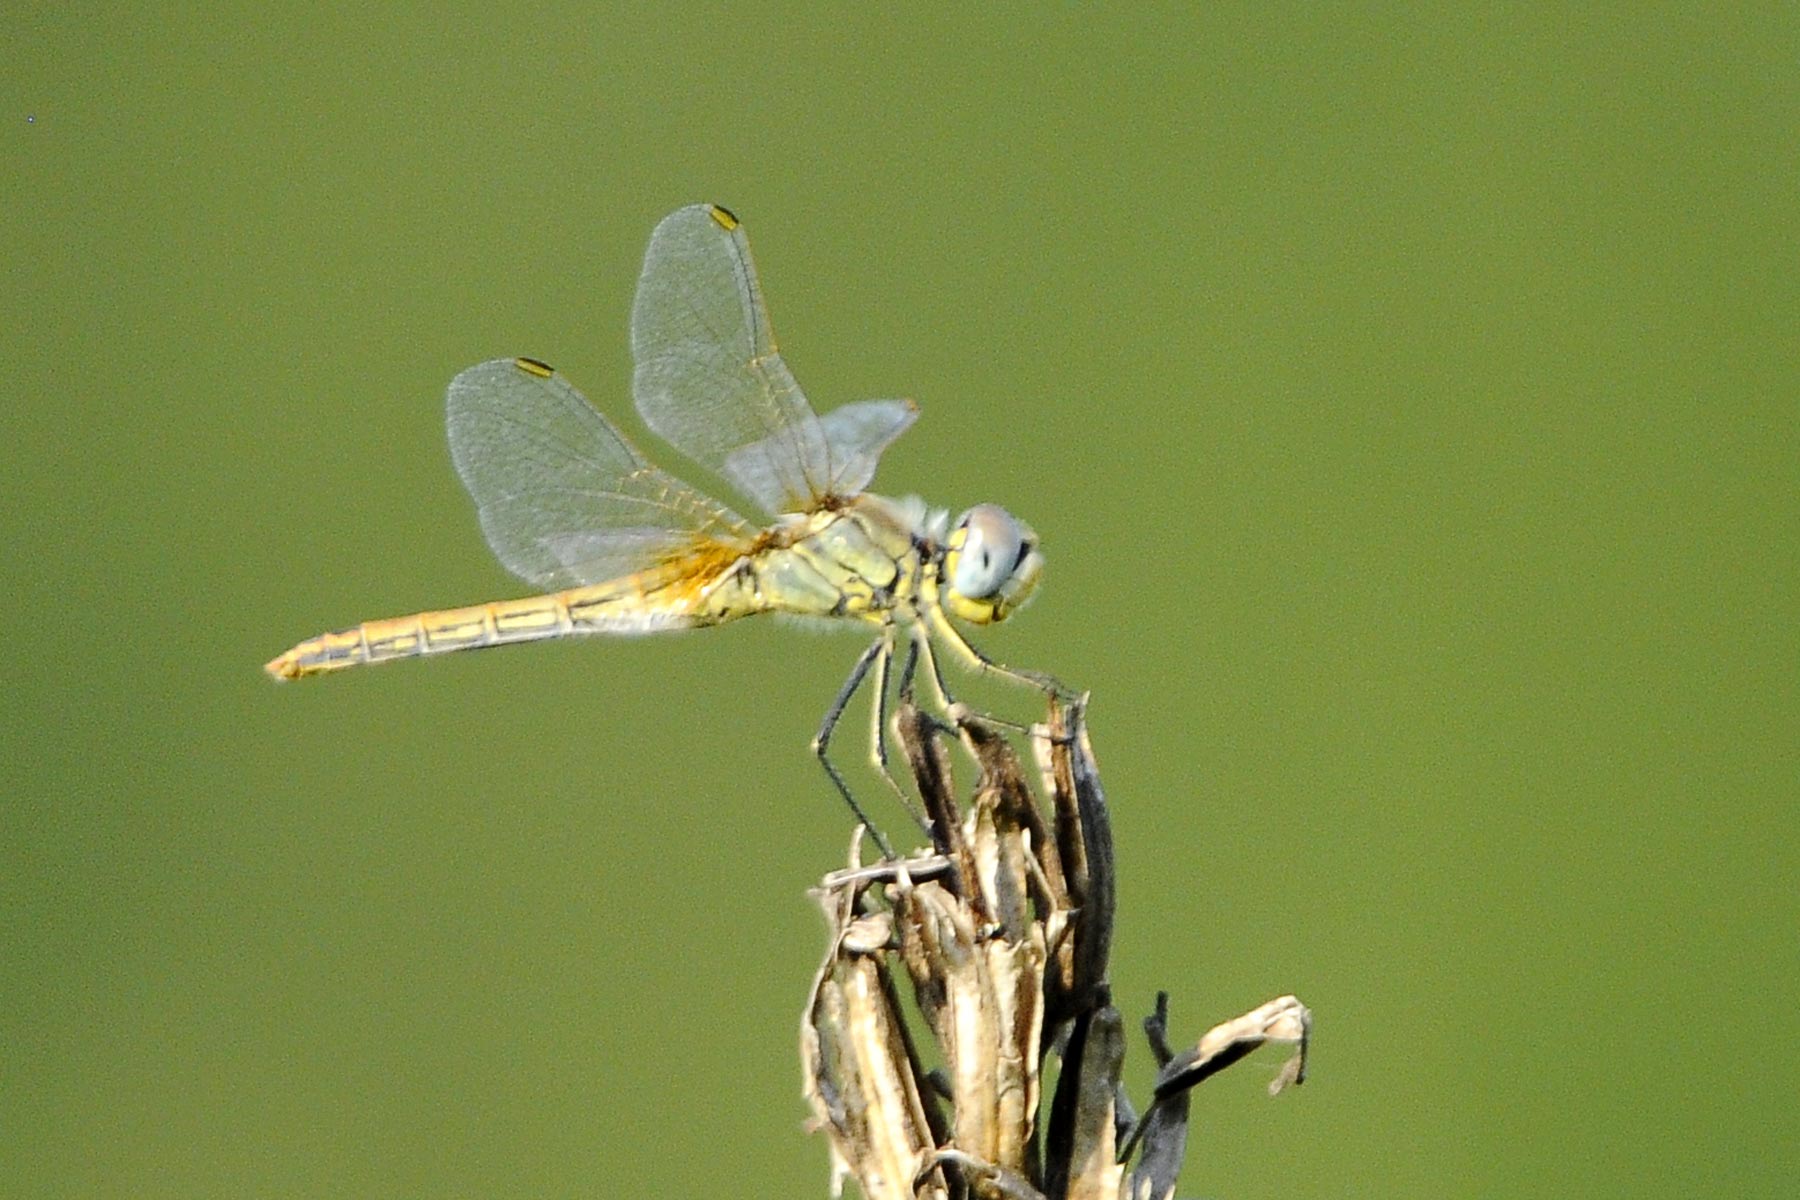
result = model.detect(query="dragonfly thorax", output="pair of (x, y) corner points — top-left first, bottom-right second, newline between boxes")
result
(717, 494), (926, 624)
(735, 494), (1041, 630)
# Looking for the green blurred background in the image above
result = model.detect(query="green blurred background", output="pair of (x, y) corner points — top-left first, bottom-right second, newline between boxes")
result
(6, 5), (1795, 1196)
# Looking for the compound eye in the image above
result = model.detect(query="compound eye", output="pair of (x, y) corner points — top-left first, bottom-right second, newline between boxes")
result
(950, 504), (1025, 599)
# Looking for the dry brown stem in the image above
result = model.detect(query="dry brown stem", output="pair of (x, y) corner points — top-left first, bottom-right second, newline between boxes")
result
(803, 696), (1310, 1200)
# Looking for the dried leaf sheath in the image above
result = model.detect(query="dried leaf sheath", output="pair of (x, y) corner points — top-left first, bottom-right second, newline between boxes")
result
(802, 697), (1311, 1200)
(804, 882), (944, 1199)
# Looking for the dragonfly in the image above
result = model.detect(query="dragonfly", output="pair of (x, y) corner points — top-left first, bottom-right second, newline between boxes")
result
(265, 204), (1057, 851)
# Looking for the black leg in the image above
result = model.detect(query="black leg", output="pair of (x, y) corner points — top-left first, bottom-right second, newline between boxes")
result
(812, 637), (896, 859)
(896, 636), (920, 700)
(868, 628), (932, 836)
(911, 620), (959, 714)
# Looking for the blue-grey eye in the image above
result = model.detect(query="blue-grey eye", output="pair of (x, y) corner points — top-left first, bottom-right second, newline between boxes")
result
(950, 504), (1025, 599)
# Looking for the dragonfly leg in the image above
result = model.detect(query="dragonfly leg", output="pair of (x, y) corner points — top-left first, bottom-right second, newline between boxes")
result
(894, 634), (921, 701)
(813, 637), (897, 859)
(868, 625), (932, 837)
(910, 620), (961, 715)
(925, 603), (1072, 701)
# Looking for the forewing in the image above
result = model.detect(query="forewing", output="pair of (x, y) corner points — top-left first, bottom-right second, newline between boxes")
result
(633, 205), (915, 515)
(446, 358), (754, 590)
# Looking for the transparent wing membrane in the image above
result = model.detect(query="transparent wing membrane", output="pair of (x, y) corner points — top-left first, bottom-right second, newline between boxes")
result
(631, 204), (916, 515)
(813, 397), (919, 497)
(447, 358), (754, 590)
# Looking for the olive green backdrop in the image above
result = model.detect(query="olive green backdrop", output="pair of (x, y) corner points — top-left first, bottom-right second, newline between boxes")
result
(6, 5), (1794, 1197)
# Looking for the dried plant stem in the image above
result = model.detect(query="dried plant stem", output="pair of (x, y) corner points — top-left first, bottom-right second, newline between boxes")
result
(803, 696), (1310, 1200)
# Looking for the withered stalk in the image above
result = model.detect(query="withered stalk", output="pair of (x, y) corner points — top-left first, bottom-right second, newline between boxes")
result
(803, 695), (1311, 1200)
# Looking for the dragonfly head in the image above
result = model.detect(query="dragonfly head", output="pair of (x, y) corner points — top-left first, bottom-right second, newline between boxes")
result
(941, 504), (1043, 624)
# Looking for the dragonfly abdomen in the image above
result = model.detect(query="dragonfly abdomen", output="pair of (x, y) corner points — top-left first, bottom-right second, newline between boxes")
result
(266, 594), (566, 680)
(263, 578), (723, 681)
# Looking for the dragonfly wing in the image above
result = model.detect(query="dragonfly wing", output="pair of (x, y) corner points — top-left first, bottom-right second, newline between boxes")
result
(811, 397), (919, 499)
(447, 358), (755, 590)
(631, 204), (916, 515)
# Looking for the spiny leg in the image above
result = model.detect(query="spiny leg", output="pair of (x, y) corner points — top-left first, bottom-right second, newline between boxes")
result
(916, 606), (1077, 744)
(895, 635), (921, 701)
(812, 637), (896, 859)
(909, 620), (960, 716)
(891, 632), (953, 732)
(867, 624), (933, 837)
(892, 634), (956, 742)
(924, 602), (1072, 701)
(912, 620), (1019, 737)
